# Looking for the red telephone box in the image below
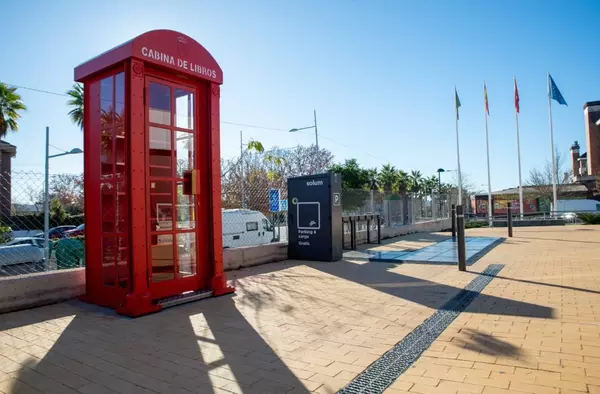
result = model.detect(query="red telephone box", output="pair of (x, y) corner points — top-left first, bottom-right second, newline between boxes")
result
(74, 29), (234, 317)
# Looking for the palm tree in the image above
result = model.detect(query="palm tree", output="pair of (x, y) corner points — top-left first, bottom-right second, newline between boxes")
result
(409, 170), (423, 194)
(424, 175), (438, 194)
(67, 83), (83, 130)
(377, 164), (397, 192)
(0, 83), (27, 139)
(396, 170), (410, 224)
(365, 168), (378, 190)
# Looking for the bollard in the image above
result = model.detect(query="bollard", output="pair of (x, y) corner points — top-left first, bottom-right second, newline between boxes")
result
(451, 204), (456, 238)
(377, 215), (381, 244)
(456, 205), (466, 271)
(507, 202), (513, 237)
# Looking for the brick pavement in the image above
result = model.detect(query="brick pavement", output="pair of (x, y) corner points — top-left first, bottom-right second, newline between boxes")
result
(0, 225), (598, 394)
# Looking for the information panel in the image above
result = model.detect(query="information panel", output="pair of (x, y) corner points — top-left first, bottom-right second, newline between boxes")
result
(287, 172), (342, 262)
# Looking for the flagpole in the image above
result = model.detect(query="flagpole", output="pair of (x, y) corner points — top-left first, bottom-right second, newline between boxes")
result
(515, 82), (524, 219)
(484, 84), (492, 227)
(455, 87), (462, 206)
(547, 72), (558, 213)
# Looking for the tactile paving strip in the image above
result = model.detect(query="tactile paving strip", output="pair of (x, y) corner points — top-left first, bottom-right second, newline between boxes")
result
(337, 264), (505, 394)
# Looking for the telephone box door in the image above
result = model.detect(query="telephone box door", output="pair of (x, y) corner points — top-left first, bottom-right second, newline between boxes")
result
(145, 75), (202, 299)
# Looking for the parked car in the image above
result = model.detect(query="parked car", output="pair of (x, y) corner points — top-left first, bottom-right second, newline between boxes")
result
(64, 224), (85, 238)
(0, 237), (45, 267)
(34, 225), (77, 240)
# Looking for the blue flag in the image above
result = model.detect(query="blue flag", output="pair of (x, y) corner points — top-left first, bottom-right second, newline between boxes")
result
(549, 74), (567, 106)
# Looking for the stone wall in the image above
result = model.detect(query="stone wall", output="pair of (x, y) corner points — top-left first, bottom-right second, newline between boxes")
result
(0, 243), (289, 313)
(0, 268), (85, 314)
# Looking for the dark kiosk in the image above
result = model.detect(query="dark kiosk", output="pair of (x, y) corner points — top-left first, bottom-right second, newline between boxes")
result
(287, 173), (343, 262)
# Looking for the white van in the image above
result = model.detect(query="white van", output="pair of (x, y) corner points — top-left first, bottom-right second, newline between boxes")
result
(222, 209), (274, 248)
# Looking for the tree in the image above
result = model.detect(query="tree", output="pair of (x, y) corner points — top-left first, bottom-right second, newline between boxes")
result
(328, 159), (375, 212)
(274, 144), (333, 179)
(423, 175), (439, 194)
(448, 172), (479, 206)
(408, 170), (423, 193)
(395, 170), (410, 225)
(0, 83), (27, 139)
(377, 164), (397, 192)
(50, 173), (84, 215)
(527, 148), (572, 204)
(67, 83), (84, 130)
(329, 159), (372, 190)
(220, 144), (328, 212)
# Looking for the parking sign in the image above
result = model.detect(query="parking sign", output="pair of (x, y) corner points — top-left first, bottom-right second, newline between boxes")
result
(269, 189), (280, 212)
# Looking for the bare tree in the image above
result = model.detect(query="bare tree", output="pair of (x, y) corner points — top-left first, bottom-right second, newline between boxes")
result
(527, 148), (572, 203)
(448, 172), (479, 205)
(220, 145), (334, 212)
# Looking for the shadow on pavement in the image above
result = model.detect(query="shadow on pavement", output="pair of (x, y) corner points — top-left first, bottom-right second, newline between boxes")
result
(310, 259), (554, 318)
(453, 328), (521, 358)
(2, 293), (309, 394)
(478, 273), (600, 295)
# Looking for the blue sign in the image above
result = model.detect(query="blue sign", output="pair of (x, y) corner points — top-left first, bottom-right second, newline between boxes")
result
(269, 189), (280, 212)
(280, 199), (288, 212)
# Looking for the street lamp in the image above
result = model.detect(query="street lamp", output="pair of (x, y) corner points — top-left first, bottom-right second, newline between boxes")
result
(289, 109), (318, 152)
(436, 168), (445, 190)
(44, 126), (83, 266)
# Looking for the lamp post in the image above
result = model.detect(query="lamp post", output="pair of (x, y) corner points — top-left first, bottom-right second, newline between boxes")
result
(436, 168), (445, 190)
(44, 126), (83, 267)
(289, 109), (319, 157)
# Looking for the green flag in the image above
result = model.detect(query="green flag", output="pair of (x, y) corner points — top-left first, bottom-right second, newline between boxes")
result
(455, 88), (461, 120)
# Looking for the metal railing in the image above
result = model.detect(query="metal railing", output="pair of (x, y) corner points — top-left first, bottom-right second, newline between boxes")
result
(342, 214), (381, 250)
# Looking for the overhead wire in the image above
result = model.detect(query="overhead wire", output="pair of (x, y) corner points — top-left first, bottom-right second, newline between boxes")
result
(3, 81), (392, 165)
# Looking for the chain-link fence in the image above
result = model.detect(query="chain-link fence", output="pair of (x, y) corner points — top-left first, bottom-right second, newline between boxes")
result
(0, 171), (84, 276)
(221, 177), (288, 248)
(0, 170), (288, 276)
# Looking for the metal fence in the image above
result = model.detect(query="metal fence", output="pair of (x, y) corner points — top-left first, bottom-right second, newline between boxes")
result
(221, 178), (289, 249)
(341, 189), (454, 227)
(0, 171), (288, 276)
(3, 169), (596, 277)
(0, 171), (84, 276)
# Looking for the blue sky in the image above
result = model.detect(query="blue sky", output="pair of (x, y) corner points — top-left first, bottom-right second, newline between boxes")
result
(2, 0), (599, 191)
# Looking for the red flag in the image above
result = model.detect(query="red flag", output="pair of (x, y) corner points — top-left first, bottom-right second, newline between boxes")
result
(514, 77), (520, 113)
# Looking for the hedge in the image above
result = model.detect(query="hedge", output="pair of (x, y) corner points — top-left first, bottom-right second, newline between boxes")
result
(577, 213), (600, 225)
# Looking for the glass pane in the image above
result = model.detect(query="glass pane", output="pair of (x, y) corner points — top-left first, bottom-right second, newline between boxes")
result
(177, 233), (196, 277)
(101, 182), (115, 232)
(150, 181), (173, 231)
(117, 237), (128, 289)
(175, 131), (194, 177)
(101, 192), (116, 233)
(116, 194), (127, 232)
(100, 76), (114, 128)
(149, 127), (172, 177)
(115, 72), (125, 122)
(115, 126), (125, 167)
(148, 82), (171, 125)
(177, 182), (195, 229)
(175, 89), (194, 129)
(151, 234), (174, 282)
(100, 129), (113, 176)
(102, 237), (116, 286)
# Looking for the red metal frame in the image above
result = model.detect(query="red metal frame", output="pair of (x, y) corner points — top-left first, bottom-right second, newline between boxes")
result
(75, 30), (233, 317)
